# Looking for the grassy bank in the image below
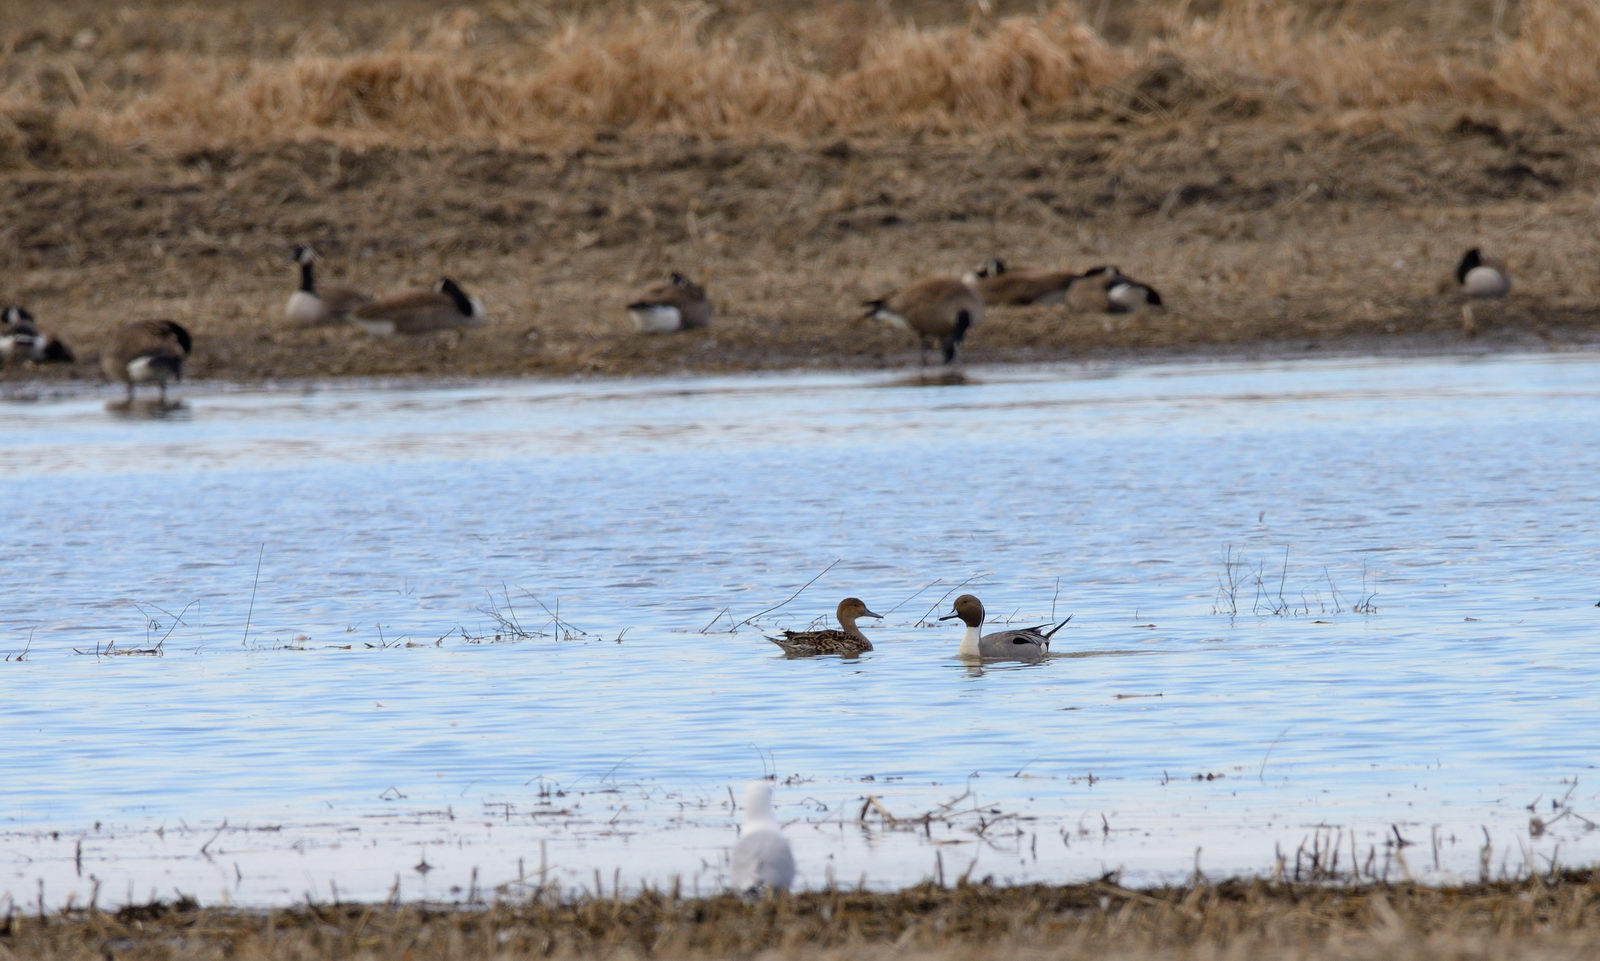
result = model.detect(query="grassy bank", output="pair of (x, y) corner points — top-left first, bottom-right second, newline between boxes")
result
(7, 0), (1600, 148)
(7, 875), (1600, 960)
(3, 1), (1599, 383)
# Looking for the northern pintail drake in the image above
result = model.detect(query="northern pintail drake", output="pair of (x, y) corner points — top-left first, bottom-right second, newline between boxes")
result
(627, 272), (712, 332)
(1067, 265), (1164, 313)
(767, 598), (882, 657)
(965, 258), (1076, 306)
(939, 594), (1070, 660)
(352, 278), (485, 335)
(285, 244), (372, 326)
(731, 780), (795, 894)
(102, 319), (192, 404)
(863, 276), (983, 365)
(0, 306), (74, 365)
(1453, 248), (1510, 335)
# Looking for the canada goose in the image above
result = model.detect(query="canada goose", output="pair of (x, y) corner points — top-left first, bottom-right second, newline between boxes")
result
(1453, 248), (1510, 334)
(766, 598), (883, 657)
(102, 319), (192, 404)
(964, 258), (1077, 306)
(1066, 266), (1164, 314)
(862, 277), (984, 365)
(731, 781), (795, 894)
(352, 278), (485, 335)
(626, 272), (712, 332)
(938, 594), (1070, 660)
(0, 306), (75, 365)
(285, 244), (372, 326)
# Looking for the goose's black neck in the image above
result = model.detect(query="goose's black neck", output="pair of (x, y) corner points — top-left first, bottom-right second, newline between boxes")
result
(440, 279), (473, 315)
(299, 262), (317, 293)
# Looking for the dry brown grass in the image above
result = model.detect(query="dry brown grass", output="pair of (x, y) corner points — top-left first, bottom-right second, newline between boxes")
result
(3, 0), (1600, 154)
(7, 875), (1600, 961)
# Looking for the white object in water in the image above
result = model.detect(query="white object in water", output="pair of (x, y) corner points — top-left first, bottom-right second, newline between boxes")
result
(731, 780), (795, 893)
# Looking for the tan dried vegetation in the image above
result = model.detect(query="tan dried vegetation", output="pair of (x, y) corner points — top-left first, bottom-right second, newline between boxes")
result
(8, 0), (1600, 148)
(7, 875), (1600, 961)
(2, 0), (1599, 383)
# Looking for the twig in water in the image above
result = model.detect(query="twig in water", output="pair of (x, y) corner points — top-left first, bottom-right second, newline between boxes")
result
(735, 559), (840, 629)
(199, 820), (227, 858)
(1276, 545), (1291, 612)
(1259, 726), (1291, 782)
(883, 578), (941, 616)
(521, 589), (589, 637)
(1323, 566), (1347, 614)
(697, 608), (730, 634)
(242, 544), (264, 646)
(145, 600), (197, 649)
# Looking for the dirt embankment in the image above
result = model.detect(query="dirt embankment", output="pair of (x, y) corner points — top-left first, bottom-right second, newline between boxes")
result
(3, 1), (1600, 384)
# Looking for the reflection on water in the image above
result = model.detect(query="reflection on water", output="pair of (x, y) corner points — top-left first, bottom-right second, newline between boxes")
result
(2, 352), (1599, 906)
(104, 397), (190, 419)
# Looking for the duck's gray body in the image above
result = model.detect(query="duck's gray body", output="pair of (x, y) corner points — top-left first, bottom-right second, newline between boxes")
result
(971, 623), (1064, 658)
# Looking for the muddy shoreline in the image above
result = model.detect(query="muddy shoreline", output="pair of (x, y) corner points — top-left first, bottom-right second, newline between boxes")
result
(5, 326), (1597, 404)
(6, 118), (1600, 388)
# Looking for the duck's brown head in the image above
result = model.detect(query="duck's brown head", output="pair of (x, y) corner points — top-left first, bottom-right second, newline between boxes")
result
(938, 594), (985, 628)
(837, 597), (883, 623)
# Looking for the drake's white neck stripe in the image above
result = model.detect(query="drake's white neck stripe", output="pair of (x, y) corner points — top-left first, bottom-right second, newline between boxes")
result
(960, 624), (982, 658)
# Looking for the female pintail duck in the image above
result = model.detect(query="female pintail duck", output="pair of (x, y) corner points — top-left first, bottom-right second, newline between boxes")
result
(0, 306), (74, 365)
(939, 594), (1070, 660)
(731, 780), (795, 894)
(1066, 265), (1163, 313)
(863, 276), (983, 365)
(352, 278), (485, 335)
(285, 244), (372, 326)
(1453, 248), (1510, 334)
(102, 319), (192, 404)
(964, 258), (1077, 306)
(627, 272), (712, 332)
(766, 597), (883, 657)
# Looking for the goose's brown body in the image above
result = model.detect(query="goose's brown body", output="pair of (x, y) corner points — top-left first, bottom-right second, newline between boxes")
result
(863, 277), (983, 365)
(627, 272), (712, 332)
(353, 278), (485, 335)
(103, 319), (192, 402)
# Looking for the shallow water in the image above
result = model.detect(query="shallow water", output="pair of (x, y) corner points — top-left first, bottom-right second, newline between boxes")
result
(3, 352), (1598, 907)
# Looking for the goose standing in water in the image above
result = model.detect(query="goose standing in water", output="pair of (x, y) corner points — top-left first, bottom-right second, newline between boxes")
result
(939, 594), (1070, 660)
(0, 306), (74, 365)
(284, 244), (372, 326)
(766, 597), (882, 657)
(102, 319), (192, 405)
(731, 780), (795, 894)
(1453, 248), (1510, 335)
(626, 272), (712, 332)
(862, 277), (984, 365)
